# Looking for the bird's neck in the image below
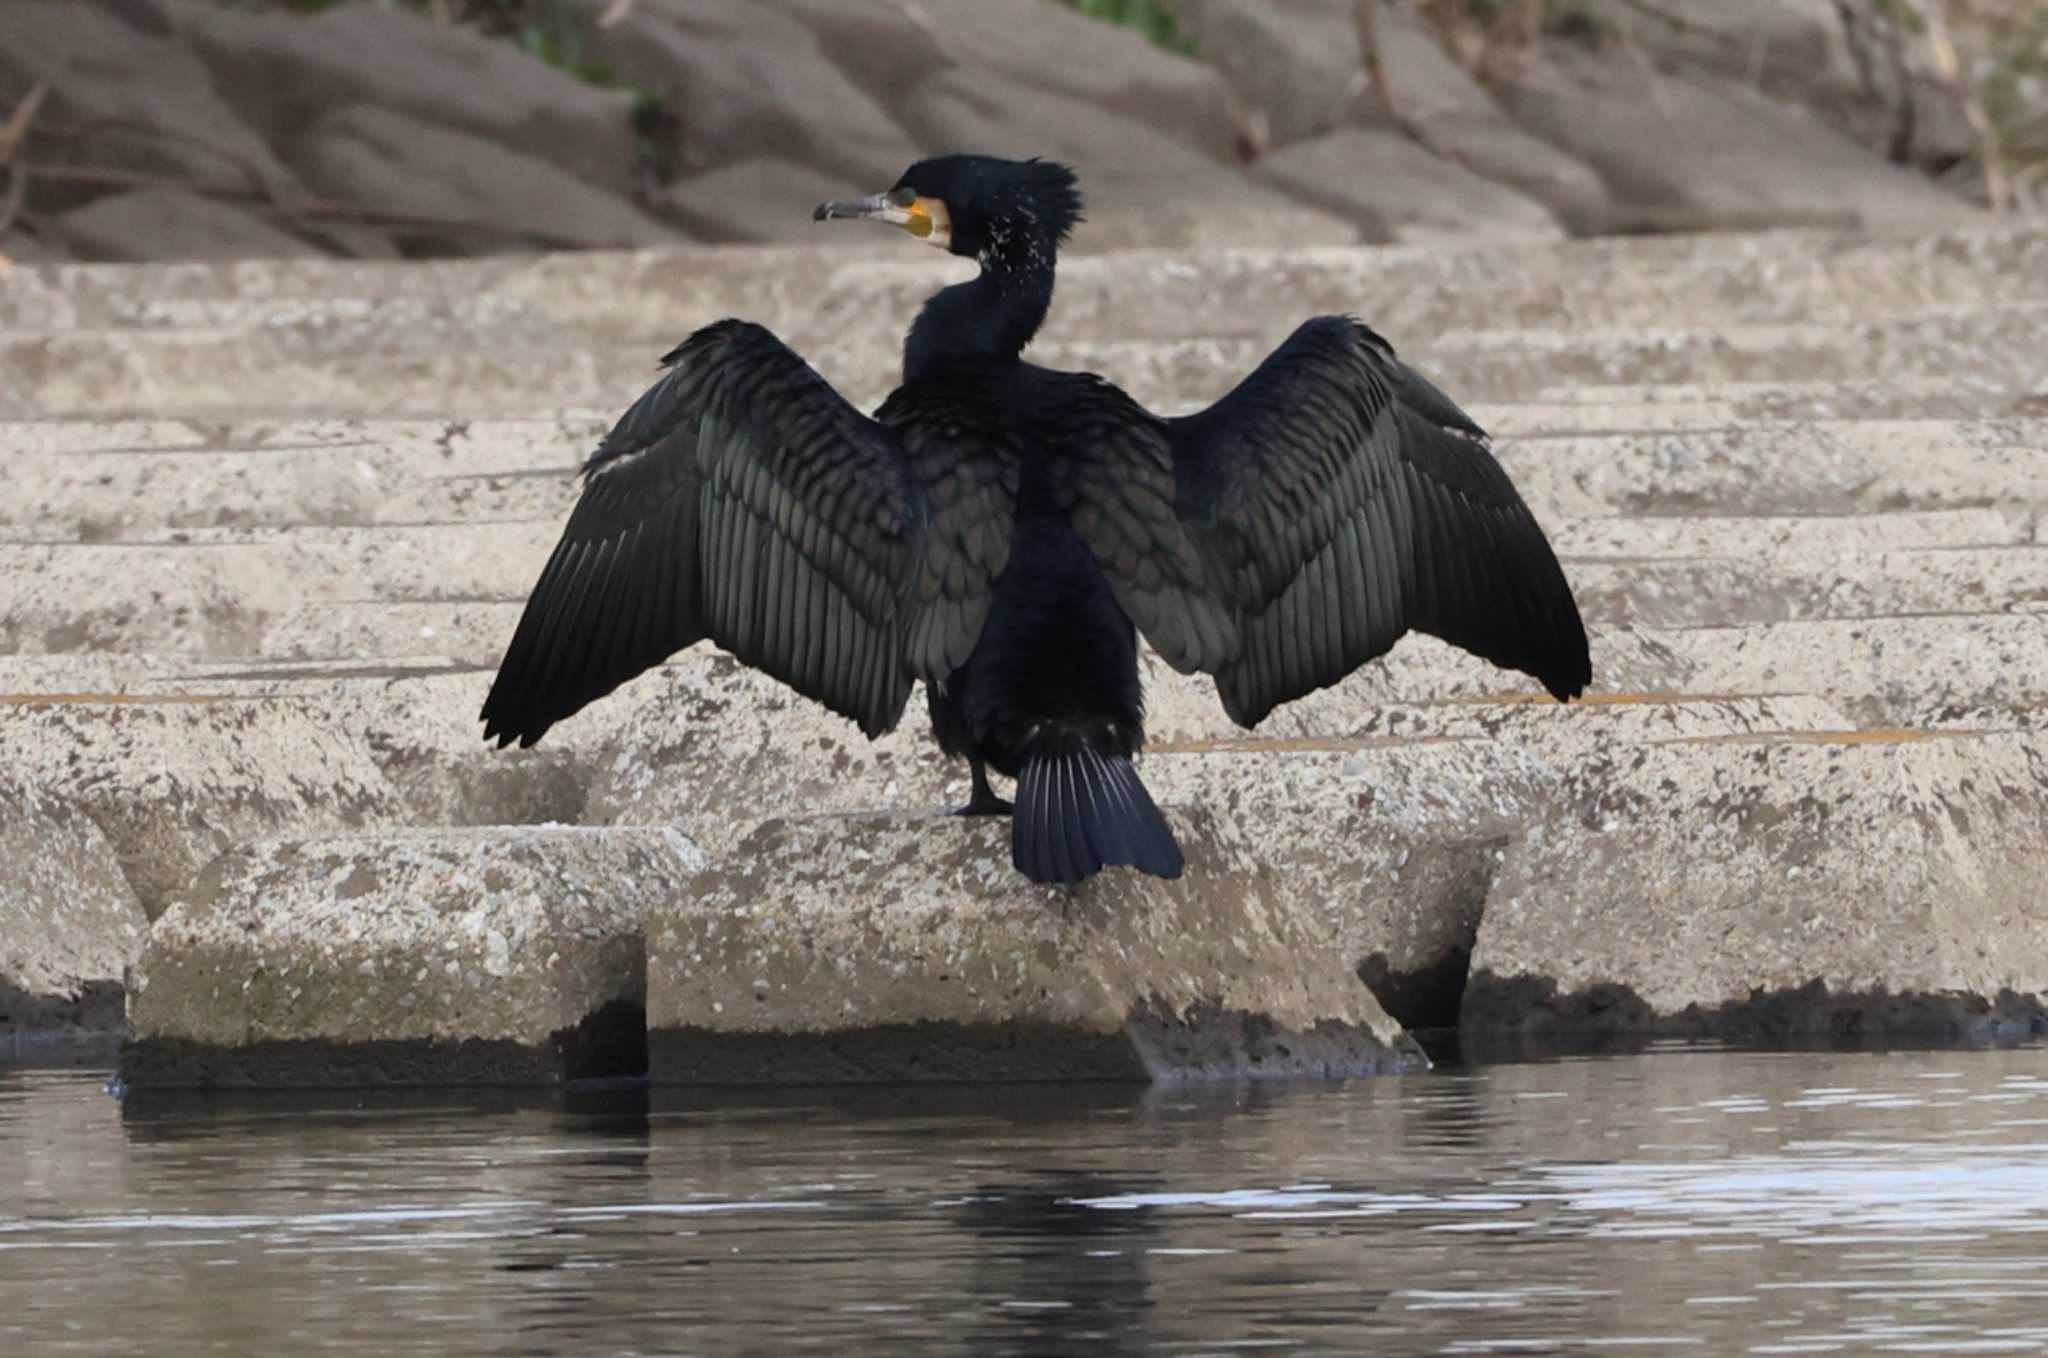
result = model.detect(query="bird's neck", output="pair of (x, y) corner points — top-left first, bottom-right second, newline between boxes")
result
(903, 248), (1055, 382)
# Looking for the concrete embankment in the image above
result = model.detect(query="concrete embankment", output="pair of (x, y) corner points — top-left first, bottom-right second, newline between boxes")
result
(1, 225), (2044, 1079)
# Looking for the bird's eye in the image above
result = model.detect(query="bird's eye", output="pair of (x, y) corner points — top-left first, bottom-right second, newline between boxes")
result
(888, 186), (918, 208)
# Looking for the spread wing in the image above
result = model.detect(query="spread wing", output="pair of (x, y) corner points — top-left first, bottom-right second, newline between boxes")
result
(481, 319), (934, 748)
(1079, 316), (1591, 729)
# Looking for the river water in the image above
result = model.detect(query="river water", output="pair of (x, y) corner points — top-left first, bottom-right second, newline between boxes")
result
(3, 1042), (2046, 1356)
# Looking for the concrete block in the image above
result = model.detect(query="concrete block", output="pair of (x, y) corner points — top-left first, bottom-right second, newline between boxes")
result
(123, 826), (703, 1086)
(1139, 695), (1847, 1029)
(1465, 730), (2048, 1041)
(1500, 420), (2047, 521)
(0, 782), (149, 1035)
(646, 808), (1421, 1083)
(1570, 546), (2048, 628)
(2, 696), (404, 918)
(0, 542), (307, 655)
(132, 661), (619, 829)
(1650, 614), (2048, 725)
(261, 599), (522, 666)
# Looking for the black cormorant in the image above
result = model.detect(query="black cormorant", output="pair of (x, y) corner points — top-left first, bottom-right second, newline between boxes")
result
(480, 155), (1591, 885)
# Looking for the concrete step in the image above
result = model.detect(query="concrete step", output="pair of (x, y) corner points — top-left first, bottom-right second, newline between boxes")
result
(8, 225), (2042, 342)
(4, 693), (405, 920)
(8, 418), (2041, 539)
(645, 807), (1420, 1084)
(11, 303), (2045, 418)
(1465, 728), (2048, 1042)
(0, 782), (148, 1037)
(123, 827), (702, 1087)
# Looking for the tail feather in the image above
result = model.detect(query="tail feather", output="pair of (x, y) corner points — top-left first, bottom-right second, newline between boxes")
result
(1013, 727), (1183, 885)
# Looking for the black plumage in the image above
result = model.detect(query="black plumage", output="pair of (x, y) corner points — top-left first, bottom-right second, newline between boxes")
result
(480, 154), (1591, 885)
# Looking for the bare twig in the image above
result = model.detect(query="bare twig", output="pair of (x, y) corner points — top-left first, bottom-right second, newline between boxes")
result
(1355, 0), (1396, 122)
(0, 80), (50, 165)
(1911, 0), (2010, 211)
(0, 80), (51, 241)
(597, 0), (638, 28)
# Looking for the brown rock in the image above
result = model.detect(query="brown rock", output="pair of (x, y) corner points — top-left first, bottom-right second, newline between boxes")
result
(1255, 127), (1563, 244)
(911, 0), (1236, 159)
(171, 0), (647, 195)
(2, 0), (299, 205)
(1491, 49), (1980, 234)
(1368, 6), (1610, 232)
(646, 808), (1421, 1083)
(0, 230), (70, 265)
(54, 188), (319, 263)
(0, 782), (149, 1035)
(1172, 0), (1358, 148)
(291, 105), (676, 253)
(537, 0), (923, 186)
(1614, 0), (1855, 99)
(663, 158), (865, 245)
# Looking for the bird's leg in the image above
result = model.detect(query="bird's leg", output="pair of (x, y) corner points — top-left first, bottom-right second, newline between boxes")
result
(951, 757), (1014, 817)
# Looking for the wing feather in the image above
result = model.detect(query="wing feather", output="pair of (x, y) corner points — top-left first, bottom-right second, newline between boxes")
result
(1081, 316), (1589, 729)
(481, 320), (934, 748)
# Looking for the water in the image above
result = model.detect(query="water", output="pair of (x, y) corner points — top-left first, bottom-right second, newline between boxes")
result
(4, 1044), (2047, 1356)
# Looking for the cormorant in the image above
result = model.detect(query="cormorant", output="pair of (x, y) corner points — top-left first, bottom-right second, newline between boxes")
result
(480, 154), (1591, 885)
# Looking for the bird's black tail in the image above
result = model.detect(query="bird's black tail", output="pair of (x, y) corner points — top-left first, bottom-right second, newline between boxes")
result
(1012, 725), (1183, 885)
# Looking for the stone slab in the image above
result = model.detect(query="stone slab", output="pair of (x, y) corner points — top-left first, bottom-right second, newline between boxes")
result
(0, 782), (149, 1035)
(1567, 546), (2048, 628)
(646, 808), (1421, 1084)
(123, 826), (704, 1087)
(1, 696), (404, 919)
(5, 224), (2042, 344)
(2, 655), (628, 832)
(6, 228), (2047, 419)
(1138, 694), (1850, 1030)
(260, 600), (523, 667)
(1465, 730), (2048, 1042)
(8, 419), (2040, 539)
(1648, 614), (2048, 726)
(1501, 420), (2047, 521)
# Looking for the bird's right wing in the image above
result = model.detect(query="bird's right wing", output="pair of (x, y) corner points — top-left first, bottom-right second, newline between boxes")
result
(481, 320), (926, 748)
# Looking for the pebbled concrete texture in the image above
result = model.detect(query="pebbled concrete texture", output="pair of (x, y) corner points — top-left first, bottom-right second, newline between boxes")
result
(5, 224), (2047, 1072)
(123, 827), (704, 1086)
(0, 783), (150, 1036)
(1465, 731), (2048, 1042)
(645, 808), (1422, 1083)
(2, 695), (405, 921)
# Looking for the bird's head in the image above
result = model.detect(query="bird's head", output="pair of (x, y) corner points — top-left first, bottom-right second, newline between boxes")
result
(814, 155), (1083, 263)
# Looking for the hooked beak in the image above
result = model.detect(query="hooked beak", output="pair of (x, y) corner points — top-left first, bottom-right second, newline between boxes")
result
(812, 193), (895, 223)
(813, 191), (952, 248)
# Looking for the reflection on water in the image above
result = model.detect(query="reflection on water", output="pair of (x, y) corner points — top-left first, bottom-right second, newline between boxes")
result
(3, 1046), (2047, 1355)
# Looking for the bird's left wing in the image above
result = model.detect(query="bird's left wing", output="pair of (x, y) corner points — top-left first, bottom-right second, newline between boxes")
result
(480, 320), (925, 748)
(1073, 316), (1589, 730)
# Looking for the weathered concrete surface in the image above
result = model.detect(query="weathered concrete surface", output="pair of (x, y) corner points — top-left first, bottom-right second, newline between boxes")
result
(6, 222), (2047, 1062)
(124, 827), (703, 1086)
(0, 783), (149, 1036)
(1141, 695), (1852, 1030)
(5, 225), (2046, 419)
(647, 809), (1420, 1083)
(1, 655), (626, 831)
(1466, 731), (2048, 1042)
(2, 696), (404, 920)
